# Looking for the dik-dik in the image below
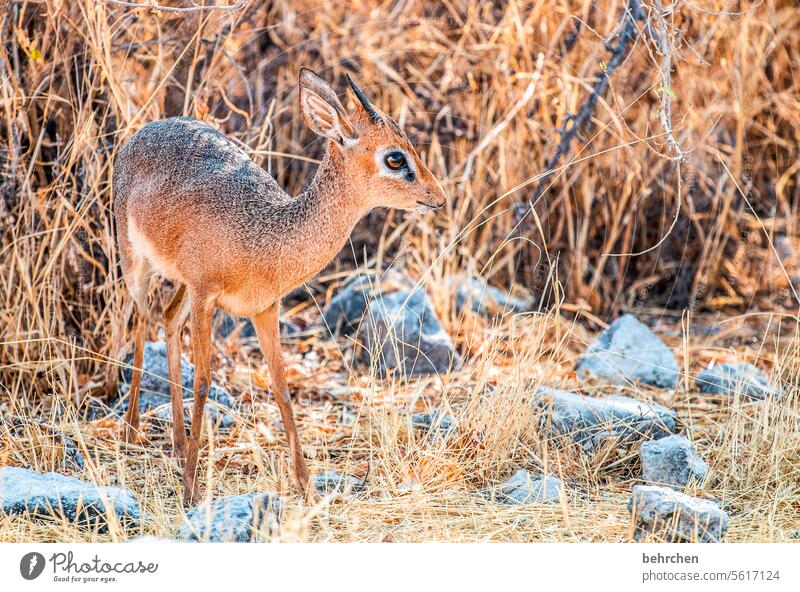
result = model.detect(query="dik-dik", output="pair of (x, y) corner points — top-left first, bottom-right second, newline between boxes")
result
(113, 68), (447, 504)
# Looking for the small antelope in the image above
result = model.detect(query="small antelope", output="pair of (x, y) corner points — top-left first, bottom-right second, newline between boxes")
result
(113, 68), (447, 504)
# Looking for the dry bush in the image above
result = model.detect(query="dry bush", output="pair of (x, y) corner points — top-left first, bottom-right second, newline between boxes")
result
(3, 0), (799, 394)
(1, 0), (799, 542)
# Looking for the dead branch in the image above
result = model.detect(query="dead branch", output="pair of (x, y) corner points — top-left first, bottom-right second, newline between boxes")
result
(516, 0), (645, 222)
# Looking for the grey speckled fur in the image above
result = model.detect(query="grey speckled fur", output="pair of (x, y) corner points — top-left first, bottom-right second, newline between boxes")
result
(114, 117), (315, 255)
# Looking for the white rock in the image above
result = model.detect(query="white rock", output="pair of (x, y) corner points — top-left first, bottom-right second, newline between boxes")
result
(576, 315), (679, 388)
(495, 470), (562, 505)
(629, 485), (728, 542)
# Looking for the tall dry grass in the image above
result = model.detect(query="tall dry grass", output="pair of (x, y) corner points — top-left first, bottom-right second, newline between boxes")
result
(0, 0), (799, 542)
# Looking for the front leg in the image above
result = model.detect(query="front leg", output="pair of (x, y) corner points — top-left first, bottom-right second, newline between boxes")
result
(252, 305), (314, 501)
(183, 292), (214, 506)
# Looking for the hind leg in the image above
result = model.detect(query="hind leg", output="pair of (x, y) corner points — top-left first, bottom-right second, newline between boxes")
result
(164, 283), (190, 462)
(122, 263), (150, 444)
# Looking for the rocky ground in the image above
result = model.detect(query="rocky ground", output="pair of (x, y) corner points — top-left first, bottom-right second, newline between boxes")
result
(0, 273), (798, 542)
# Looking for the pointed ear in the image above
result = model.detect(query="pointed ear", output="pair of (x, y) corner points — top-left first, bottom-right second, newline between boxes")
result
(299, 68), (358, 147)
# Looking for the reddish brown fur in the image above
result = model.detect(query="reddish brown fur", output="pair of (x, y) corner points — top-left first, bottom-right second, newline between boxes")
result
(113, 69), (447, 505)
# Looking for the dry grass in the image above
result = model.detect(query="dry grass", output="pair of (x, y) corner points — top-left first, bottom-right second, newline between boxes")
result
(1, 0), (799, 542)
(1, 309), (798, 542)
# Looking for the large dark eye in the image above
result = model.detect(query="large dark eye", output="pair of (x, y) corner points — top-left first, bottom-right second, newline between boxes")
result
(385, 152), (407, 170)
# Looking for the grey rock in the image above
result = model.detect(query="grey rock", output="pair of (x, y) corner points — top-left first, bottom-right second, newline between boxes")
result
(178, 493), (281, 542)
(576, 314), (679, 388)
(323, 275), (374, 336)
(323, 272), (413, 337)
(215, 312), (301, 340)
(314, 471), (364, 496)
(0, 467), (140, 528)
(629, 485), (729, 542)
(640, 435), (708, 489)
(533, 388), (677, 452)
(495, 470), (562, 505)
(447, 275), (530, 316)
(150, 399), (235, 430)
(696, 363), (779, 399)
(411, 411), (455, 439)
(0, 418), (84, 470)
(215, 312), (256, 339)
(690, 325), (720, 337)
(115, 341), (235, 429)
(362, 289), (461, 377)
(60, 434), (85, 471)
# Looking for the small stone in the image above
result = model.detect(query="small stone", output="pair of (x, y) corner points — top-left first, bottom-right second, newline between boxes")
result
(178, 493), (281, 542)
(115, 341), (235, 428)
(533, 388), (677, 452)
(446, 275), (530, 316)
(60, 434), (85, 471)
(0, 417), (84, 470)
(576, 314), (680, 388)
(640, 435), (708, 489)
(215, 312), (301, 340)
(696, 363), (779, 399)
(0, 467), (140, 528)
(150, 399), (235, 430)
(629, 485), (729, 542)
(411, 411), (455, 438)
(322, 272), (414, 337)
(314, 471), (364, 496)
(362, 289), (461, 377)
(495, 470), (562, 505)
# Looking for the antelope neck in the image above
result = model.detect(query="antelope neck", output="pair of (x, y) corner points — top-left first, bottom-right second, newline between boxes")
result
(258, 144), (366, 266)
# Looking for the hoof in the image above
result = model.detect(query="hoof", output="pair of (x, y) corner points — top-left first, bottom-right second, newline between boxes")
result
(183, 483), (201, 507)
(299, 473), (319, 505)
(182, 470), (202, 507)
(121, 424), (140, 445)
(304, 489), (322, 506)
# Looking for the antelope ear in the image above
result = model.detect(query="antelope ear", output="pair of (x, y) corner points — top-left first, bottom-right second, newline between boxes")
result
(299, 68), (358, 147)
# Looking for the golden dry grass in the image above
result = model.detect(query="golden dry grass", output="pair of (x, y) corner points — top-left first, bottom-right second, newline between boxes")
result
(1, 0), (799, 542)
(1, 308), (798, 542)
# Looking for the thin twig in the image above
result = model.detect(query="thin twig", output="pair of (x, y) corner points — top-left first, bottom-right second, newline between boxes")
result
(561, 0), (596, 55)
(102, 0), (248, 13)
(459, 53), (545, 183)
(651, 0), (685, 159)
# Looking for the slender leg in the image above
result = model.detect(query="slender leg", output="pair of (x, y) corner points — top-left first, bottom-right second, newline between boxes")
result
(252, 305), (313, 500)
(183, 293), (214, 506)
(164, 283), (190, 463)
(122, 311), (146, 443)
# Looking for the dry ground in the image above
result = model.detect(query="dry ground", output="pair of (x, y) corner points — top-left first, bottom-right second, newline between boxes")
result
(1, 301), (798, 542)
